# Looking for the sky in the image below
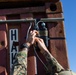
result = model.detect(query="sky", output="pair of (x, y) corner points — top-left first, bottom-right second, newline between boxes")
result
(61, 0), (76, 72)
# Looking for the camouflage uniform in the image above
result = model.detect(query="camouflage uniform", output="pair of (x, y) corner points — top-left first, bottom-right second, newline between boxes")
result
(40, 50), (64, 75)
(12, 48), (28, 75)
(42, 50), (76, 75)
(12, 47), (64, 75)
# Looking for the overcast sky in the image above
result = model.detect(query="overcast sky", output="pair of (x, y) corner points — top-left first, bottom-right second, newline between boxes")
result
(61, 0), (76, 72)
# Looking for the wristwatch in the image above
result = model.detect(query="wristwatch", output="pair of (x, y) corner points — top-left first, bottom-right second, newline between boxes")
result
(20, 43), (29, 49)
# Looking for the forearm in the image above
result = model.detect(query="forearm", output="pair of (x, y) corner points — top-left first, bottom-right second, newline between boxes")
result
(12, 48), (28, 75)
(41, 50), (64, 73)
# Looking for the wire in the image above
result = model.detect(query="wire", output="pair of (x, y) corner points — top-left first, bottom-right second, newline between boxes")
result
(34, 47), (48, 71)
(26, 22), (32, 40)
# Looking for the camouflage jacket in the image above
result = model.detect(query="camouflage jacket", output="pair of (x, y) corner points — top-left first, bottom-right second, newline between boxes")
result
(11, 48), (28, 75)
(12, 48), (64, 75)
(40, 50), (64, 75)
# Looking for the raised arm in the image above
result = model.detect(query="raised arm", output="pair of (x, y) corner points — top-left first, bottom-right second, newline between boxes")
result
(12, 30), (38, 75)
(35, 37), (65, 74)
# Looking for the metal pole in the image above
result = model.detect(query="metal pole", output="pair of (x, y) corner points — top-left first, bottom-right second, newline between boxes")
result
(41, 18), (64, 22)
(0, 18), (64, 23)
(0, 19), (35, 23)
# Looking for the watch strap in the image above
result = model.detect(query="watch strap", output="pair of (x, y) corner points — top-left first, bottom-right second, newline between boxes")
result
(20, 43), (29, 49)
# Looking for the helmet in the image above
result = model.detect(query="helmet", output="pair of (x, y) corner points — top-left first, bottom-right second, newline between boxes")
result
(58, 70), (76, 75)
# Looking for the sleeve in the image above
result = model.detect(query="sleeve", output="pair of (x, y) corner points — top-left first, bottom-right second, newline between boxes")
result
(41, 50), (64, 75)
(12, 48), (28, 75)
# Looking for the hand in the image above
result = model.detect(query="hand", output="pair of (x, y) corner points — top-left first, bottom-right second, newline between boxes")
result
(26, 30), (38, 47)
(35, 37), (48, 52)
(54, 73), (58, 75)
